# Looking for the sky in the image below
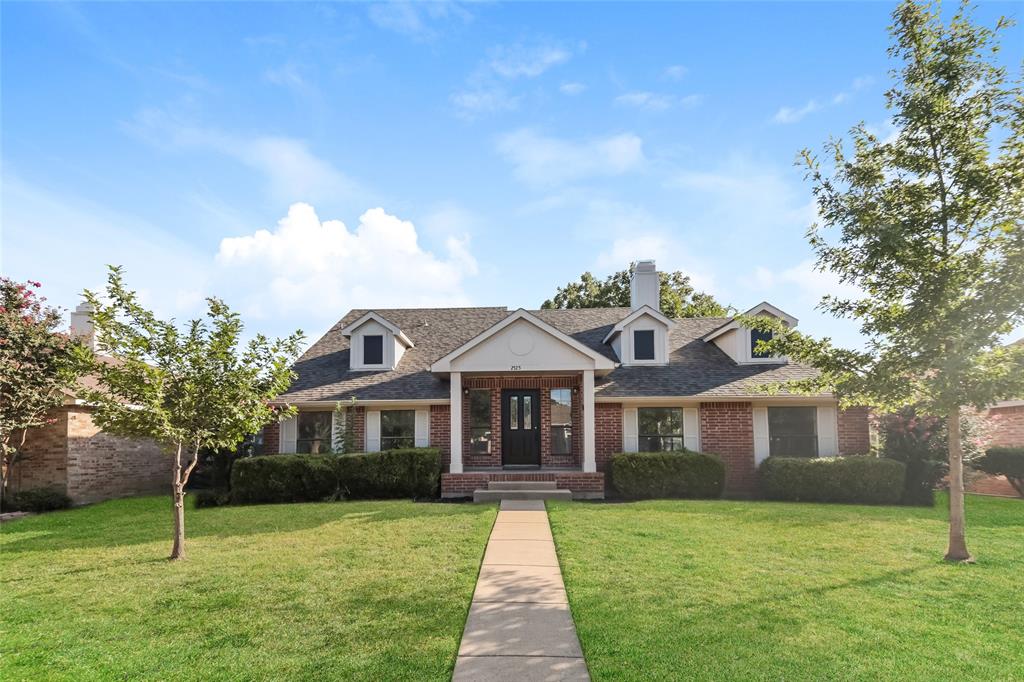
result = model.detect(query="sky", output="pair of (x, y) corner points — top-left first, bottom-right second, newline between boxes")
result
(2, 1), (1022, 351)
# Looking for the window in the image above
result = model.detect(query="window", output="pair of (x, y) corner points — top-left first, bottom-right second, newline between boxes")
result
(296, 412), (332, 454)
(510, 396), (519, 430)
(751, 329), (774, 359)
(469, 389), (491, 454)
(550, 388), (573, 455)
(638, 407), (683, 452)
(634, 329), (655, 361)
(363, 334), (384, 365)
(381, 409), (415, 450)
(768, 407), (817, 457)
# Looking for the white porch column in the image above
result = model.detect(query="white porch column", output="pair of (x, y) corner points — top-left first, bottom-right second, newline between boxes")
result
(582, 369), (596, 472)
(450, 371), (463, 473)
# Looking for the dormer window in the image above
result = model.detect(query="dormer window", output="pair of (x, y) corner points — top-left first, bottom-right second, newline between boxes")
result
(634, 330), (655, 361)
(363, 335), (384, 365)
(750, 329), (773, 359)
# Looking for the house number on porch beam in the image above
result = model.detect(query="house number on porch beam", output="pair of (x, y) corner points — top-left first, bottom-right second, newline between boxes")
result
(509, 365), (522, 371)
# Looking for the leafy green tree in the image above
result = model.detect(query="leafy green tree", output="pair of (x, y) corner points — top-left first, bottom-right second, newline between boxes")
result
(0, 279), (87, 507)
(82, 267), (303, 560)
(747, 0), (1024, 561)
(542, 264), (729, 318)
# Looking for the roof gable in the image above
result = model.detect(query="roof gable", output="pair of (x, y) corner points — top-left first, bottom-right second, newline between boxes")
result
(340, 311), (414, 348)
(602, 305), (675, 344)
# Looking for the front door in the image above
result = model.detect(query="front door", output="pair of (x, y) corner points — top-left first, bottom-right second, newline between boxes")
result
(502, 389), (541, 466)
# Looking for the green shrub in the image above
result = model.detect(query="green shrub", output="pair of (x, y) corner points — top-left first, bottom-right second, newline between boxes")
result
(3, 487), (72, 513)
(336, 448), (441, 499)
(193, 489), (231, 508)
(759, 456), (905, 505)
(230, 454), (340, 505)
(610, 451), (725, 500)
(901, 458), (947, 506)
(973, 447), (1024, 496)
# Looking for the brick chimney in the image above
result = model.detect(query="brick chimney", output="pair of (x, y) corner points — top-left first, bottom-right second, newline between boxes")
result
(629, 260), (659, 312)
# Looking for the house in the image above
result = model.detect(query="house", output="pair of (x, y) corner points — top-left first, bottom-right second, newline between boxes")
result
(7, 304), (170, 506)
(264, 260), (870, 499)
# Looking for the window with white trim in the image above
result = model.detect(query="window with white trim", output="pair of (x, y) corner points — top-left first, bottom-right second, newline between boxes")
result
(768, 406), (817, 457)
(363, 334), (384, 365)
(469, 389), (491, 454)
(638, 407), (684, 452)
(296, 412), (332, 454)
(633, 329), (655, 361)
(550, 388), (573, 455)
(381, 409), (415, 450)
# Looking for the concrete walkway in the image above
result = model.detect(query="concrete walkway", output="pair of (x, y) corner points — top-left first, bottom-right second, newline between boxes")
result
(452, 500), (589, 682)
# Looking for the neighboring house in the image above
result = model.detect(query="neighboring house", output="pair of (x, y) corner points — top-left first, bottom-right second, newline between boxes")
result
(969, 338), (1024, 497)
(7, 304), (170, 505)
(265, 261), (870, 499)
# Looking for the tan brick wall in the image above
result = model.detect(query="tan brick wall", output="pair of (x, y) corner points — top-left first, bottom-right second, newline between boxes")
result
(65, 406), (170, 505)
(700, 401), (756, 494)
(8, 410), (69, 494)
(988, 405), (1024, 447)
(838, 406), (872, 455)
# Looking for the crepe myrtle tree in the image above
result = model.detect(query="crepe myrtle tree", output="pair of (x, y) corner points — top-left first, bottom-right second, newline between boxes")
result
(542, 263), (729, 318)
(0, 278), (88, 507)
(82, 266), (303, 560)
(744, 0), (1024, 562)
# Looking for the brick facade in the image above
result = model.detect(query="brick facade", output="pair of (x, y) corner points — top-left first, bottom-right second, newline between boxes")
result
(258, 420), (280, 455)
(595, 402), (623, 473)
(838, 406), (872, 455)
(441, 471), (605, 499)
(10, 406), (170, 505)
(460, 375), (583, 468)
(430, 404), (451, 467)
(988, 405), (1024, 447)
(699, 401), (756, 495)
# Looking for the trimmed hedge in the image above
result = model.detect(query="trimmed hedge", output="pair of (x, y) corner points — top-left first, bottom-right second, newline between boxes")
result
(610, 451), (725, 500)
(336, 448), (441, 499)
(973, 447), (1024, 496)
(229, 448), (442, 505)
(2, 487), (72, 513)
(230, 454), (340, 505)
(759, 456), (905, 505)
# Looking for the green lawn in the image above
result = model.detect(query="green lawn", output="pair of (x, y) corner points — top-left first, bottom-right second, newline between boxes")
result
(549, 493), (1024, 681)
(1, 497), (496, 681)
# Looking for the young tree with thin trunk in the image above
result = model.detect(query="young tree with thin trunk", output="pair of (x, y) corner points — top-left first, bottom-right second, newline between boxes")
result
(747, 0), (1024, 562)
(0, 279), (87, 507)
(82, 267), (303, 560)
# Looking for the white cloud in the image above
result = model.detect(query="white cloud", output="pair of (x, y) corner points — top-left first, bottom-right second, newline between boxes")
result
(773, 75), (874, 124)
(264, 62), (308, 90)
(451, 87), (520, 120)
(772, 99), (821, 124)
(559, 81), (586, 95)
(216, 203), (478, 325)
(366, 1), (471, 40)
(495, 129), (646, 187)
(615, 91), (703, 111)
(664, 65), (688, 81)
(487, 43), (571, 79)
(125, 108), (361, 204)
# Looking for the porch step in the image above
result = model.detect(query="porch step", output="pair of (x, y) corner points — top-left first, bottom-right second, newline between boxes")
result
(487, 481), (558, 491)
(472, 489), (572, 502)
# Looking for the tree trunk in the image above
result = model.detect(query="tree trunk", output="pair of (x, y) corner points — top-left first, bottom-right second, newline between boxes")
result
(170, 443), (185, 561)
(944, 407), (973, 562)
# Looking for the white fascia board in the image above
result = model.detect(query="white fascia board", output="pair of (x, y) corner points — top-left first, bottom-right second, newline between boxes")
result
(430, 308), (616, 372)
(340, 311), (414, 348)
(601, 305), (675, 344)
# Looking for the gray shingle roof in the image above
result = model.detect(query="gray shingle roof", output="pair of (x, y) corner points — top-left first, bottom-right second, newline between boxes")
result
(277, 306), (822, 402)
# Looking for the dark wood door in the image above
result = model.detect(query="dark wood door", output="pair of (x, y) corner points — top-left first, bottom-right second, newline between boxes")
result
(502, 389), (541, 466)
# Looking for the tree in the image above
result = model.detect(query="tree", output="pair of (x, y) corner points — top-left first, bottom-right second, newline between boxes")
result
(542, 264), (729, 318)
(746, 0), (1024, 562)
(0, 279), (87, 507)
(82, 267), (303, 560)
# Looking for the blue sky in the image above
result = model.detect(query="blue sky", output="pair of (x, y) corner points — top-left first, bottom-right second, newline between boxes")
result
(3, 1), (1021, 350)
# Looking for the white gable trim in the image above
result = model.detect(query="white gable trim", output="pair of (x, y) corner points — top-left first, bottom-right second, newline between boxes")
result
(340, 311), (414, 348)
(430, 309), (616, 373)
(702, 301), (798, 343)
(601, 305), (675, 344)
